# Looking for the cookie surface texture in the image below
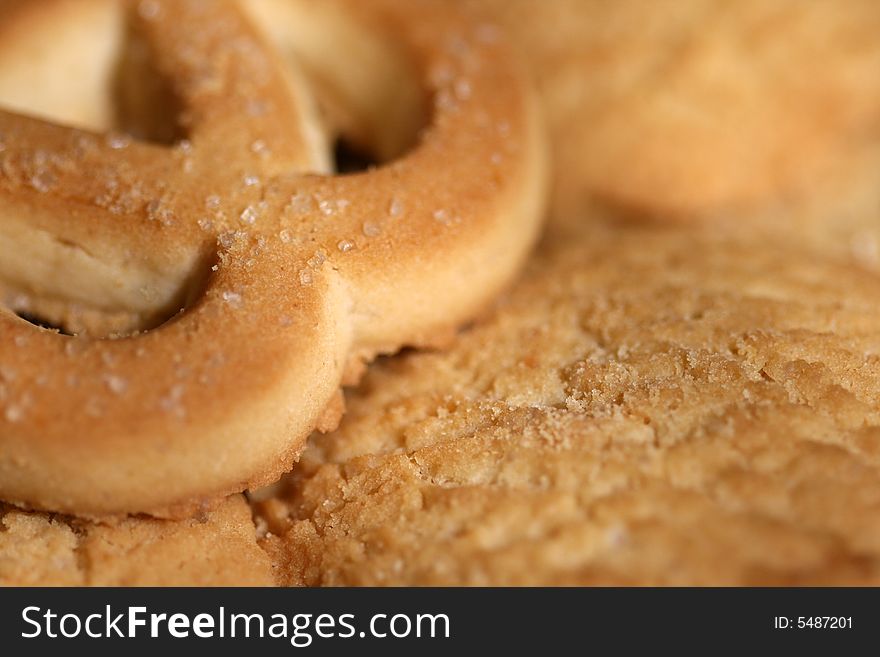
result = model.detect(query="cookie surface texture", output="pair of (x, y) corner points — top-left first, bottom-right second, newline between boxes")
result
(259, 218), (880, 586)
(0, 495), (272, 585)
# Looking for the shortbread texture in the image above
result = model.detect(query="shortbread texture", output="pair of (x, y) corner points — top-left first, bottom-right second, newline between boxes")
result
(259, 217), (880, 585)
(0, 496), (272, 585)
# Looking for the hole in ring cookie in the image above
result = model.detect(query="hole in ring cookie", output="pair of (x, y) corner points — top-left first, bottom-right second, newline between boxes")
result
(333, 138), (378, 174)
(0, 1), (182, 146)
(0, 248), (215, 339)
(10, 311), (69, 335)
(242, 0), (428, 167)
(0, 1), (204, 337)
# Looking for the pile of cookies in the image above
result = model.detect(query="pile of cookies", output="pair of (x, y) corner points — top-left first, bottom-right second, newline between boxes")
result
(3, 0), (880, 585)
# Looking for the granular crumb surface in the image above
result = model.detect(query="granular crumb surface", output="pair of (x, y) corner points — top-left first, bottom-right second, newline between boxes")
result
(0, 496), (272, 586)
(258, 219), (880, 585)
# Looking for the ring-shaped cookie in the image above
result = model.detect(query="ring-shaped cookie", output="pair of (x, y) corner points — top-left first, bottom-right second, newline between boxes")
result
(0, 0), (547, 517)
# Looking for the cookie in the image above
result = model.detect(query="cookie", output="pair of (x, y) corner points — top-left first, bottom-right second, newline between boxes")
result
(0, 495), (272, 585)
(0, 0), (546, 517)
(469, 0), (880, 219)
(257, 219), (880, 585)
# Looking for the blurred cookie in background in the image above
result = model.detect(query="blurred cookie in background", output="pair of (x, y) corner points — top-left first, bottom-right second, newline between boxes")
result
(469, 0), (880, 221)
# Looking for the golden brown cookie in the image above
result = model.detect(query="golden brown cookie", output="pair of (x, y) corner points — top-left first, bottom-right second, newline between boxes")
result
(0, 0), (546, 518)
(0, 495), (272, 586)
(469, 0), (880, 219)
(257, 219), (880, 585)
